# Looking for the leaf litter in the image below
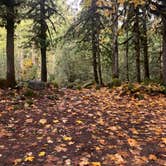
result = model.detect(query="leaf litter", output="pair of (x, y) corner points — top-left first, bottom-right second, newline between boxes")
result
(0, 86), (165, 165)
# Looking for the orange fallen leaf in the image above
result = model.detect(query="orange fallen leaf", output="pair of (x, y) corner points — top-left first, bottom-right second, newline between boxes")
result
(161, 137), (166, 144)
(127, 138), (138, 147)
(130, 128), (139, 134)
(149, 154), (157, 160)
(106, 153), (125, 164)
(114, 153), (125, 164)
(98, 118), (104, 125)
(154, 127), (162, 135)
(90, 162), (101, 166)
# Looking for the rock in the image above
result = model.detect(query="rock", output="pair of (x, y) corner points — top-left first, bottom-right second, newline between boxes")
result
(28, 80), (46, 90)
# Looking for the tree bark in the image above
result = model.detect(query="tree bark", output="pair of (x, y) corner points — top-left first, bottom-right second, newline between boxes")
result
(159, 37), (163, 80)
(162, 16), (166, 84)
(125, 22), (129, 81)
(92, 29), (99, 84)
(97, 38), (103, 85)
(112, 0), (119, 79)
(40, 0), (47, 82)
(31, 42), (37, 65)
(91, 0), (99, 84)
(142, 8), (150, 80)
(134, 7), (141, 83)
(6, 4), (16, 87)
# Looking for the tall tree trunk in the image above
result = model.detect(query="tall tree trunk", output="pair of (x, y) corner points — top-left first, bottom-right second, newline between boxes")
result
(159, 36), (163, 80)
(92, 30), (99, 84)
(6, 5), (16, 87)
(112, 0), (119, 79)
(125, 22), (129, 81)
(97, 42), (103, 85)
(40, 0), (47, 82)
(40, 41), (47, 82)
(134, 7), (141, 83)
(20, 48), (24, 80)
(142, 8), (150, 80)
(91, 0), (99, 84)
(31, 42), (37, 65)
(162, 16), (166, 85)
(96, 16), (103, 86)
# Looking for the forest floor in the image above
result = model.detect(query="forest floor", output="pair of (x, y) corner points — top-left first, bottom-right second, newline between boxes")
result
(0, 85), (166, 166)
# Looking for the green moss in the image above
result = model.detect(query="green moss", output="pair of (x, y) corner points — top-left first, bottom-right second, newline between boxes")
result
(67, 83), (75, 89)
(127, 83), (135, 91)
(108, 78), (121, 88)
(51, 81), (59, 88)
(95, 85), (101, 90)
(134, 93), (144, 100)
(76, 85), (82, 90)
(23, 88), (36, 97)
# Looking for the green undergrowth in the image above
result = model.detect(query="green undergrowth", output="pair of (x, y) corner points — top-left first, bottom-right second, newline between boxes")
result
(117, 83), (166, 100)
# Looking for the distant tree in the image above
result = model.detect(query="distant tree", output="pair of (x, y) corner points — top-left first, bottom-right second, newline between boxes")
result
(0, 0), (24, 87)
(141, 6), (150, 80)
(112, 0), (119, 79)
(65, 0), (117, 85)
(149, 0), (166, 84)
(134, 6), (141, 82)
(27, 0), (63, 82)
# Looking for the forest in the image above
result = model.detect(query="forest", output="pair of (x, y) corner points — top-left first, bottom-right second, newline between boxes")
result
(0, 0), (166, 165)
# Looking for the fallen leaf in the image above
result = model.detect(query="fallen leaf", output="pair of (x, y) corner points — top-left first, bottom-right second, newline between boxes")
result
(63, 136), (72, 141)
(14, 158), (22, 165)
(130, 128), (139, 134)
(79, 157), (89, 166)
(108, 126), (118, 131)
(128, 138), (138, 147)
(90, 162), (101, 166)
(105, 153), (125, 164)
(26, 118), (33, 123)
(53, 119), (59, 123)
(47, 137), (54, 144)
(39, 119), (47, 125)
(24, 156), (34, 162)
(114, 153), (125, 164)
(65, 159), (71, 165)
(98, 118), (104, 125)
(76, 120), (83, 124)
(38, 151), (46, 157)
(149, 154), (157, 160)
(55, 145), (67, 152)
(161, 137), (166, 144)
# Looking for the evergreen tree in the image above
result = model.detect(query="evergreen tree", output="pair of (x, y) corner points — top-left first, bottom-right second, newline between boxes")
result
(27, 0), (63, 82)
(149, 0), (166, 84)
(0, 0), (25, 87)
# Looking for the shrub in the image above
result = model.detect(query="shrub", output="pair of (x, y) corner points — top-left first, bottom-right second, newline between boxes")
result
(51, 81), (59, 88)
(108, 78), (121, 88)
(23, 88), (36, 97)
